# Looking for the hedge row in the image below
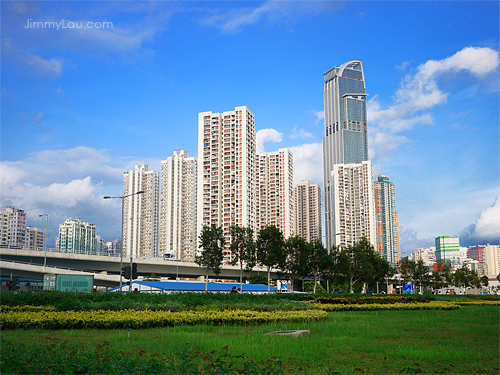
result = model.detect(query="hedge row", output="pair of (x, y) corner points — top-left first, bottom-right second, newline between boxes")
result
(305, 301), (461, 311)
(1, 307), (328, 330)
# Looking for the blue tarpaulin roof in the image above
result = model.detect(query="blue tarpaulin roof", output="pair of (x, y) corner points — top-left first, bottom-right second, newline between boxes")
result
(109, 281), (277, 293)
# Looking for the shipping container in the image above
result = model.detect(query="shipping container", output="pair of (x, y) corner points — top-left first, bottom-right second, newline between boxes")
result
(43, 274), (94, 293)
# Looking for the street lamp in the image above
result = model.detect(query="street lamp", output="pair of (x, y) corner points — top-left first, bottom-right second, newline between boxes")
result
(104, 190), (144, 291)
(39, 214), (49, 267)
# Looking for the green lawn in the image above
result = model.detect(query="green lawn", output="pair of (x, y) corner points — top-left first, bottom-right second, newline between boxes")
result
(2, 306), (498, 374)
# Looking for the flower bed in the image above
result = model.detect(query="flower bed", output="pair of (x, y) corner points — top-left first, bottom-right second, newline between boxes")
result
(1, 306), (328, 330)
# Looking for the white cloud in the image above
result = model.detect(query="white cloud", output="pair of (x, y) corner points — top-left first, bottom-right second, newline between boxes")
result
(310, 110), (324, 126)
(368, 130), (411, 162)
(290, 125), (315, 140)
(25, 54), (65, 78)
(474, 196), (500, 239)
(200, 0), (334, 33)
(256, 128), (283, 152)
(289, 142), (322, 185)
(369, 47), (499, 133)
(0, 147), (137, 244)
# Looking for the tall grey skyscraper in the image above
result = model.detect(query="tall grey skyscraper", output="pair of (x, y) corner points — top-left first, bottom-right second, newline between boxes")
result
(323, 60), (371, 251)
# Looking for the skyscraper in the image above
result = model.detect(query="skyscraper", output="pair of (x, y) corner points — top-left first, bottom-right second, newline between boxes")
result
(435, 236), (460, 262)
(57, 218), (96, 254)
(160, 150), (198, 261)
(123, 164), (159, 259)
(197, 106), (257, 262)
(331, 161), (376, 249)
(293, 180), (322, 242)
(0, 207), (27, 249)
(374, 175), (400, 264)
(256, 148), (294, 238)
(323, 60), (371, 250)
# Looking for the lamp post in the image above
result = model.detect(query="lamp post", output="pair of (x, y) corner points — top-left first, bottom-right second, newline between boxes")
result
(39, 214), (48, 267)
(104, 190), (144, 291)
(324, 232), (342, 293)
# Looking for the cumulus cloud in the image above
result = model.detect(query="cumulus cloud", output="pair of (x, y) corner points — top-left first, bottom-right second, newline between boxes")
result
(289, 142), (322, 185)
(473, 196), (500, 239)
(310, 110), (324, 126)
(368, 47), (499, 162)
(256, 128), (283, 152)
(459, 197), (500, 247)
(0, 147), (136, 244)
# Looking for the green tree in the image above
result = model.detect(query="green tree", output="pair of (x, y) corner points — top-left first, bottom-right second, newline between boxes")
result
(370, 255), (390, 294)
(480, 275), (489, 289)
(196, 224), (225, 291)
(343, 238), (379, 293)
(229, 225), (256, 290)
(256, 225), (285, 293)
(283, 235), (311, 292)
(431, 263), (451, 291)
(308, 239), (334, 294)
(413, 259), (432, 294)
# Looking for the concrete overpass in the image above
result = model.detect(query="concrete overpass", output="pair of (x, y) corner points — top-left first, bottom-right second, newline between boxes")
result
(0, 248), (277, 288)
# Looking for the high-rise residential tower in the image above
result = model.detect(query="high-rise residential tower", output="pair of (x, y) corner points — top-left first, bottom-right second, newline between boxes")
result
(197, 106), (257, 262)
(123, 164), (159, 259)
(293, 180), (322, 242)
(435, 236), (460, 262)
(323, 60), (371, 250)
(331, 161), (376, 249)
(160, 150), (198, 261)
(0, 207), (27, 249)
(374, 175), (400, 264)
(256, 148), (294, 238)
(57, 218), (96, 254)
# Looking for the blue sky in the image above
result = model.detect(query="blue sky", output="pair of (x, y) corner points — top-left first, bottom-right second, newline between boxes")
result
(1, 1), (499, 255)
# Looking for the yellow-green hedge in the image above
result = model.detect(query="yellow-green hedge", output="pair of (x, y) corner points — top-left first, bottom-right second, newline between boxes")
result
(305, 301), (460, 311)
(451, 300), (500, 306)
(1, 307), (328, 330)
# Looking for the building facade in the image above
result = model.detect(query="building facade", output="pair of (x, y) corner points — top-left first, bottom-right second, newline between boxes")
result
(330, 161), (376, 249)
(293, 180), (322, 242)
(123, 164), (159, 259)
(323, 60), (370, 250)
(409, 247), (436, 267)
(256, 148), (294, 239)
(0, 207), (27, 249)
(57, 218), (96, 254)
(197, 106), (257, 262)
(468, 244), (500, 276)
(160, 150), (198, 261)
(25, 226), (44, 251)
(435, 236), (460, 262)
(374, 175), (400, 264)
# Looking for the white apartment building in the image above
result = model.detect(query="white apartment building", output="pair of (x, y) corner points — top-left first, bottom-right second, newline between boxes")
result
(58, 218), (96, 254)
(197, 106), (257, 262)
(0, 207), (27, 249)
(256, 149), (294, 239)
(409, 247), (436, 267)
(330, 160), (376, 249)
(123, 164), (159, 259)
(160, 150), (198, 261)
(24, 226), (44, 251)
(293, 180), (322, 242)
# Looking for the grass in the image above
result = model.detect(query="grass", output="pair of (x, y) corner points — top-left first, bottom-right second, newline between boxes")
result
(2, 305), (498, 374)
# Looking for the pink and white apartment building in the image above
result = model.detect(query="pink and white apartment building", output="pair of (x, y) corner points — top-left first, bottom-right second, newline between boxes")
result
(197, 106), (257, 262)
(256, 149), (294, 239)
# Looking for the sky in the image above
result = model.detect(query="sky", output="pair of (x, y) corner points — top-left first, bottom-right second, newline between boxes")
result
(1, 0), (499, 256)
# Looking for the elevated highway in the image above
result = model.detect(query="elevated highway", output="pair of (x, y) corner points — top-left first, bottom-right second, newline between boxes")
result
(0, 248), (277, 288)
